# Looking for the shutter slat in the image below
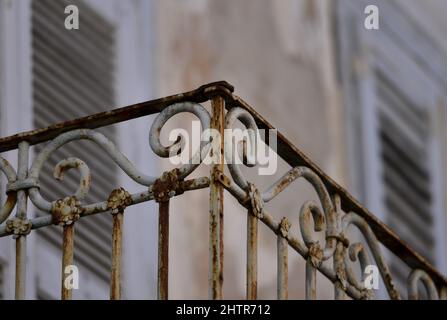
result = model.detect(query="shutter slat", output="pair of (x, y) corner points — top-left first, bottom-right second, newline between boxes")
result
(377, 71), (428, 138)
(380, 129), (431, 194)
(32, 22), (114, 89)
(32, 36), (114, 99)
(33, 67), (113, 121)
(32, 2), (115, 71)
(384, 194), (434, 246)
(382, 164), (432, 222)
(33, 51), (113, 108)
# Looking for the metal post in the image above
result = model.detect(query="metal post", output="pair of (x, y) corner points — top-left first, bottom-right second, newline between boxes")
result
(110, 211), (124, 300)
(15, 236), (26, 300)
(106, 187), (131, 300)
(157, 200), (169, 300)
(277, 235), (288, 300)
(277, 217), (289, 300)
(61, 224), (74, 300)
(15, 141), (29, 300)
(334, 241), (346, 300)
(246, 211), (258, 299)
(305, 259), (317, 300)
(209, 96), (225, 299)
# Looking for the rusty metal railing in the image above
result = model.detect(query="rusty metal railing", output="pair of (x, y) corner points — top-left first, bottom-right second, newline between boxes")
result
(0, 81), (446, 300)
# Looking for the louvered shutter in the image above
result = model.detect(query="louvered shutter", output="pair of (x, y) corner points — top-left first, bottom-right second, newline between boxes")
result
(32, 0), (118, 283)
(375, 70), (436, 294)
(377, 72), (434, 260)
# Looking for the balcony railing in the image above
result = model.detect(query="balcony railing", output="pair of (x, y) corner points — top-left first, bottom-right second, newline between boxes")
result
(0, 81), (446, 300)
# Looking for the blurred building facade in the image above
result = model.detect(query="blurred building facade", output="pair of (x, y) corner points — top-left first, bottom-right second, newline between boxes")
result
(1, 0), (447, 299)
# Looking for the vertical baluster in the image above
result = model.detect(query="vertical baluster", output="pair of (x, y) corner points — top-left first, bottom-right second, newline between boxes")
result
(157, 200), (169, 300)
(110, 210), (124, 300)
(15, 141), (29, 300)
(15, 236), (27, 300)
(246, 211), (258, 300)
(209, 96), (225, 299)
(333, 241), (346, 300)
(277, 217), (290, 300)
(53, 197), (81, 299)
(61, 223), (75, 300)
(107, 187), (131, 300)
(305, 258), (317, 300)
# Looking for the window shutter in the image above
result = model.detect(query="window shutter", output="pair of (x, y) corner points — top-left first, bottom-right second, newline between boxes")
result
(375, 70), (435, 289)
(32, 0), (117, 283)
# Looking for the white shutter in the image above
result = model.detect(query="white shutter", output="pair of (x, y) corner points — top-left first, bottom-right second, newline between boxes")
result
(374, 70), (436, 294)
(376, 71), (435, 262)
(32, 0), (118, 283)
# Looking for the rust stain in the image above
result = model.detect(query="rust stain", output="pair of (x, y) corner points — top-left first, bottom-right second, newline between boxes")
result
(61, 224), (74, 300)
(110, 212), (123, 300)
(51, 196), (82, 226)
(158, 200), (170, 300)
(107, 187), (132, 214)
(153, 168), (183, 203)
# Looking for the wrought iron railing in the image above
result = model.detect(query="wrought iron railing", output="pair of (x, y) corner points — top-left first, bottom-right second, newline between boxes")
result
(0, 81), (446, 300)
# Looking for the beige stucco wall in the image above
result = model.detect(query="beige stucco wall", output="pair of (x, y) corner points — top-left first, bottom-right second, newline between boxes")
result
(152, 0), (344, 299)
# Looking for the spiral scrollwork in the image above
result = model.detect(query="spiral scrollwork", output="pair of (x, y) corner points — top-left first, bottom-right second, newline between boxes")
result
(27, 129), (155, 212)
(407, 269), (439, 300)
(149, 102), (211, 180)
(342, 212), (400, 299)
(224, 107), (259, 191)
(53, 157), (91, 202)
(299, 201), (332, 263)
(344, 242), (374, 299)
